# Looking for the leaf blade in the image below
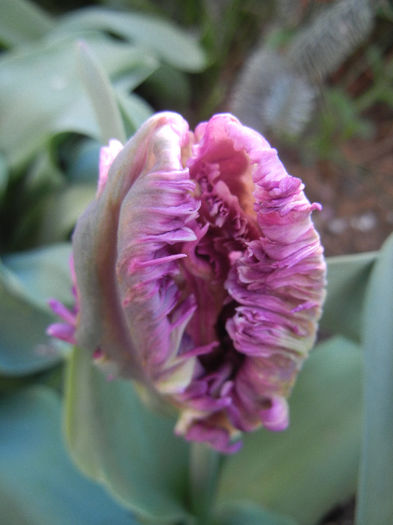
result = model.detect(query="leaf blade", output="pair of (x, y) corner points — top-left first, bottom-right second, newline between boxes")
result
(355, 233), (393, 525)
(77, 40), (126, 144)
(213, 501), (297, 525)
(0, 244), (71, 375)
(0, 35), (156, 168)
(321, 251), (378, 341)
(54, 7), (207, 72)
(65, 345), (191, 522)
(0, 387), (137, 524)
(0, 0), (53, 48)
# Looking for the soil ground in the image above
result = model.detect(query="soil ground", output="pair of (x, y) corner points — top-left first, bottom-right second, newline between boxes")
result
(284, 109), (393, 257)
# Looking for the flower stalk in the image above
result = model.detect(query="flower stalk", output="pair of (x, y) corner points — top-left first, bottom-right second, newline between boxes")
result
(189, 442), (220, 524)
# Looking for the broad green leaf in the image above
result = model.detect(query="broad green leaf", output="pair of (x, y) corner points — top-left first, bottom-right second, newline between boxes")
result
(53, 7), (207, 72)
(217, 336), (363, 525)
(0, 0), (53, 48)
(213, 501), (297, 525)
(321, 251), (378, 341)
(65, 346), (191, 522)
(0, 284), (59, 375)
(113, 62), (159, 93)
(355, 233), (393, 525)
(77, 41), (126, 143)
(3, 243), (72, 308)
(117, 91), (153, 135)
(0, 387), (136, 524)
(0, 244), (71, 375)
(0, 35), (157, 168)
(36, 183), (96, 244)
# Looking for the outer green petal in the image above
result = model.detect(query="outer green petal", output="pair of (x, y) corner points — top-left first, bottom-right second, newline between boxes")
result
(72, 112), (189, 382)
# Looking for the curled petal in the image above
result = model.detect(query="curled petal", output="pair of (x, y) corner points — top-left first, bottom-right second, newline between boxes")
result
(73, 113), (200, 392)
(46, 322), (75, 344)
(186, 113), (325, 444)
(260, 395), (289, 431)
(183, 422), (242, 454)
(47, 299), (75, 326)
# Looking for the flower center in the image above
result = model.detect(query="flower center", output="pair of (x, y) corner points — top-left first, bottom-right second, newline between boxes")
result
(180, 154), (256, 364)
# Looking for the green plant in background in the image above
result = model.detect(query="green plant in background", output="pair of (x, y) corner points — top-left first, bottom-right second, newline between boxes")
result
(0, 0), (206, 253)
(230, 0), (391, 149)
(0, 3), (207, 516)
(307, 41), (393, 161)
(307, 88), (374, 161)
(0, 1), (393, 525)
(0, 0), (207, 391)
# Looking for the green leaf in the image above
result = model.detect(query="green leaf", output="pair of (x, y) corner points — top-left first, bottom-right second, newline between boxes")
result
(0, 244), (71, 375)
(321, 252), (378, 341)
(65, 345), (191, 522)
(213, 501), (297, 525)
(0, 0), (53, 48)
(77, 40), (126, 143)
(0, 387), (137, 524)
(37, 183), (96, 244)
(113, 61), (159, 93)
(0, 282), (58, 375)
(54, 7), (207, 72)
(0, 34), (157, 168)
(3, 243), (72, 308)
(355, 233), (393, 525)
(217, 336), (363, 525)
(117, 91), (153, 136)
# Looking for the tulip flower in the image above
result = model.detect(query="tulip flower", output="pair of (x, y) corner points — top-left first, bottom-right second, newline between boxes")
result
(48, 112), (326, 453)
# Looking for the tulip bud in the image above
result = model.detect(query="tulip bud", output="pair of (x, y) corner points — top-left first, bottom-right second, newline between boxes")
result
(48, 112), (326, 453)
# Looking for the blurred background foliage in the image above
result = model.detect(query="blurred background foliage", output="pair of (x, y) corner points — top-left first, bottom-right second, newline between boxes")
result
(0, 1), (392, 524)
(1, 0), (392, 257)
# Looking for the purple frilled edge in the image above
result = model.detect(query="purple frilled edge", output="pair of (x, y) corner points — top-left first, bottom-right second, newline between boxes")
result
(48, 112), (326, 454)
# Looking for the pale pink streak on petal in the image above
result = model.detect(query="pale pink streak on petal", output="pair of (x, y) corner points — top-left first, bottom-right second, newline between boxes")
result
(97, 139), (123, 196)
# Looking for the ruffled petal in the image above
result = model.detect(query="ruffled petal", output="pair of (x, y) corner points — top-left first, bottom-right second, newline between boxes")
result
(220, 115), (326, 432)
(72, 113), (193, 383)
(50, 111), (326, 454)
(176, 113), (326, 444)
(115, 124), (202, 391)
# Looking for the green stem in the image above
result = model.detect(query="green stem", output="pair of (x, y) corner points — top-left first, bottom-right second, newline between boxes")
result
(189, 442), (220, 524)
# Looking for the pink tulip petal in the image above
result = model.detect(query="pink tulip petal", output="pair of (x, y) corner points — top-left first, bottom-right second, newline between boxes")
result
(48, 111), (326, 453)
